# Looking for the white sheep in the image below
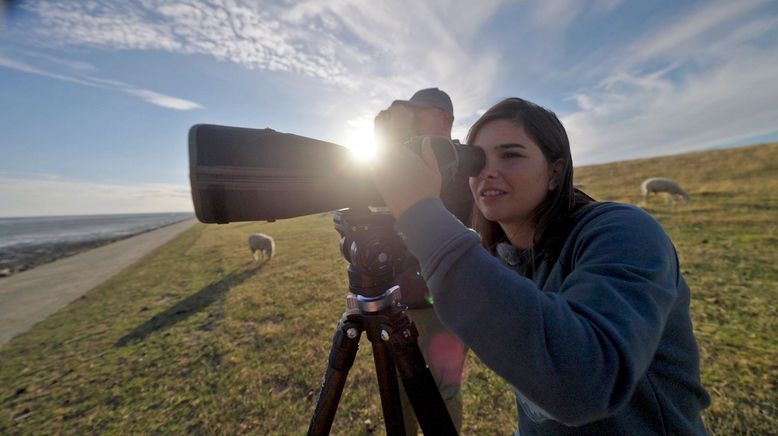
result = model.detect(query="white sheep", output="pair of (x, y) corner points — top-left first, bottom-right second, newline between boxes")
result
(640, 177), (690, 204)
(248, 233), (275, 261)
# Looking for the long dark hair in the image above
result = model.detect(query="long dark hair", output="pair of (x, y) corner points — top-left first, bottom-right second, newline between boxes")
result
(466, 97), (595, 261)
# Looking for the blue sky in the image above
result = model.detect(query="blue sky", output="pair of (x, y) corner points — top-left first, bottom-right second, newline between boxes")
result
(1, 0), (777, 217)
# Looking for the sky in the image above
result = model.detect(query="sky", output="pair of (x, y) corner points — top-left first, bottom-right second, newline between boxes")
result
(1, 0), (777, 217)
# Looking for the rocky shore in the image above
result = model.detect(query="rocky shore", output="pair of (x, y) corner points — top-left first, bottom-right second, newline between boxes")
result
(0, 236), (136, 278)
(0, 218), (193, 279)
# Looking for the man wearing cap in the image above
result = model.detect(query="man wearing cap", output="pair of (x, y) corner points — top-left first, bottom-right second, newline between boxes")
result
(375, 88), (472, 223)
(374, 88), (470, 434)
(376, 88), (455, 146)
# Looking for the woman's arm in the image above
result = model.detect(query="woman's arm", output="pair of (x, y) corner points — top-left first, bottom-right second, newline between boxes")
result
(395, 198), (680, 426)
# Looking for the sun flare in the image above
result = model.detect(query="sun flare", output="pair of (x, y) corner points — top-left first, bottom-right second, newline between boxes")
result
(342, 123), (379, 163)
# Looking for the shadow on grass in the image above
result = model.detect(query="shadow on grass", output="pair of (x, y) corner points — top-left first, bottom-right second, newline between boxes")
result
(115, 262), (266, 347)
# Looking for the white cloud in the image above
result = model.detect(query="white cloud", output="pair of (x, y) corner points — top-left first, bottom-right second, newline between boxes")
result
(124, 89), (203, 110)
(564, 47), (778, 165)
(17, 0), (504, 121)
(8, 0), (775, 167)
(561, 0), (778, 165)
(0, 176), (193, 217)
(22, 0), (350, 83)
(289, 1), (506, 139)
(622, 0), (769, 68)
(0, 53), (203, 111)
(21, 50), (98, 72)
(0, 54), (98, 87)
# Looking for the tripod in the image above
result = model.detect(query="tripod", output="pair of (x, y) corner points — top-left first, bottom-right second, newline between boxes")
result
(307, 208), (457, 435)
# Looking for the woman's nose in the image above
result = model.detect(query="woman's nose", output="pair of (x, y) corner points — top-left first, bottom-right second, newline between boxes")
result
(478, 158), (498, 179)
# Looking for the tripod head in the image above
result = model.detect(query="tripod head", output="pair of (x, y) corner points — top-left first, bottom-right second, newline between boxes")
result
(333, 207), (407, 299)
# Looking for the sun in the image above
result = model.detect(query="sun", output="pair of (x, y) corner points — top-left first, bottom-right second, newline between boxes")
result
(342, 121), (379, 163)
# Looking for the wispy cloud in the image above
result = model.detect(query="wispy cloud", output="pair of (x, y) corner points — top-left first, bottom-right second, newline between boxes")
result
(562, 0), (778, 164)
(20, 50), (97, 72)
(5, 0), (777, 168)
(0, 52), (203, 110)
(124, 89), (203, 111)
(620, 0), (769, 68)
(275, 0), (507, 136)
(21, 1), (348, 81)
(0, 54), (97, 87)
(0, 176), (193, 217)
(15, 0), (504, 121)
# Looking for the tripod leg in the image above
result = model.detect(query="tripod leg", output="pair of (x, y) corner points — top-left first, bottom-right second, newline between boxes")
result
(308, 318), (362, 436)
(370, 337), (406, 435)
(389, 316), (458, 435)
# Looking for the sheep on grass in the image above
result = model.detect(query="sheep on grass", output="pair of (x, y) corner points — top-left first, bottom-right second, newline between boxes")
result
(248, 233), (275, 261)
(640, 177), (690, 204)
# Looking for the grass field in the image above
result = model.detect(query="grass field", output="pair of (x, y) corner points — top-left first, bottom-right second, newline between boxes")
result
(1, 142), (776, 434)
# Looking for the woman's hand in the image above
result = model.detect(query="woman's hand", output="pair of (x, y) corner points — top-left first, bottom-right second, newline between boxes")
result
(370, 136), (442, 219)
(374, 103), (415, 148)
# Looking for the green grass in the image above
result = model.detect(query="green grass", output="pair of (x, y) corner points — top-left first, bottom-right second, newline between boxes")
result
(1, 143), (776, 434)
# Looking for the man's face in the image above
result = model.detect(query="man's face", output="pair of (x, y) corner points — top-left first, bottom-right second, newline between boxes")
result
(413, 106), (444, 134)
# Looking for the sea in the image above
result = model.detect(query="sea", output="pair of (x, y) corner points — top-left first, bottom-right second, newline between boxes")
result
(0, 212), (194, 275)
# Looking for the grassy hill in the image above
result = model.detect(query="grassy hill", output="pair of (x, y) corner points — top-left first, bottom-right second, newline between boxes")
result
(1, 142), (776, 434)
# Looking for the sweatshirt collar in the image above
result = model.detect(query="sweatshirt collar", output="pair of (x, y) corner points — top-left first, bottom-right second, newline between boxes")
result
(496, 242), (534, 266)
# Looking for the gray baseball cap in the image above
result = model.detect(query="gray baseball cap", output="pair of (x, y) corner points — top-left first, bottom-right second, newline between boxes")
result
(392, 88), (453, 115)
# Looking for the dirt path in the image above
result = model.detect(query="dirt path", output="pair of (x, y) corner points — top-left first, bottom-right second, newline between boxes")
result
(0, 219), (197, 347)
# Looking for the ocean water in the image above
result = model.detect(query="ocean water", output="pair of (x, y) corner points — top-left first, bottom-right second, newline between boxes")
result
(0, 212), (194, 273)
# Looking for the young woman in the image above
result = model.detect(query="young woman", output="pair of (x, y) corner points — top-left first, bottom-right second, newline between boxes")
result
(370, 98), (710, 435)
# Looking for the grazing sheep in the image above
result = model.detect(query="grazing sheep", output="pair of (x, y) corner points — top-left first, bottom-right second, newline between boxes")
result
(641, 177), (690, 203)
(248, 233), (275, 261)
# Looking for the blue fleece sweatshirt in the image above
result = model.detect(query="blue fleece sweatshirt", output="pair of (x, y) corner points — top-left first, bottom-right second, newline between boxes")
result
(394, 198), (709, 435)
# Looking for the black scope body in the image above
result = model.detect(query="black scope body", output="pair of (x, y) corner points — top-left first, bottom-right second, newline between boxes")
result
(189, 124), (484, 223)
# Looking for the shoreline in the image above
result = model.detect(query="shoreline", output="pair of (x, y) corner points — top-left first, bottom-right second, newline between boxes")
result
(0, 219), (192, 279)
(0, 218), (198, 347)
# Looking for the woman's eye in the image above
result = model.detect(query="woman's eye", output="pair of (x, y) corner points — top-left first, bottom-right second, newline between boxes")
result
(501, 152), (521, 159)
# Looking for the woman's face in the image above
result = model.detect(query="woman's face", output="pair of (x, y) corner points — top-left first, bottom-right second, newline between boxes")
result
(469, 119), (557, 228)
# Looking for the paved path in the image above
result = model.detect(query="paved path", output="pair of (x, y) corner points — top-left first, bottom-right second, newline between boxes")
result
(0, 219), (198, 347)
